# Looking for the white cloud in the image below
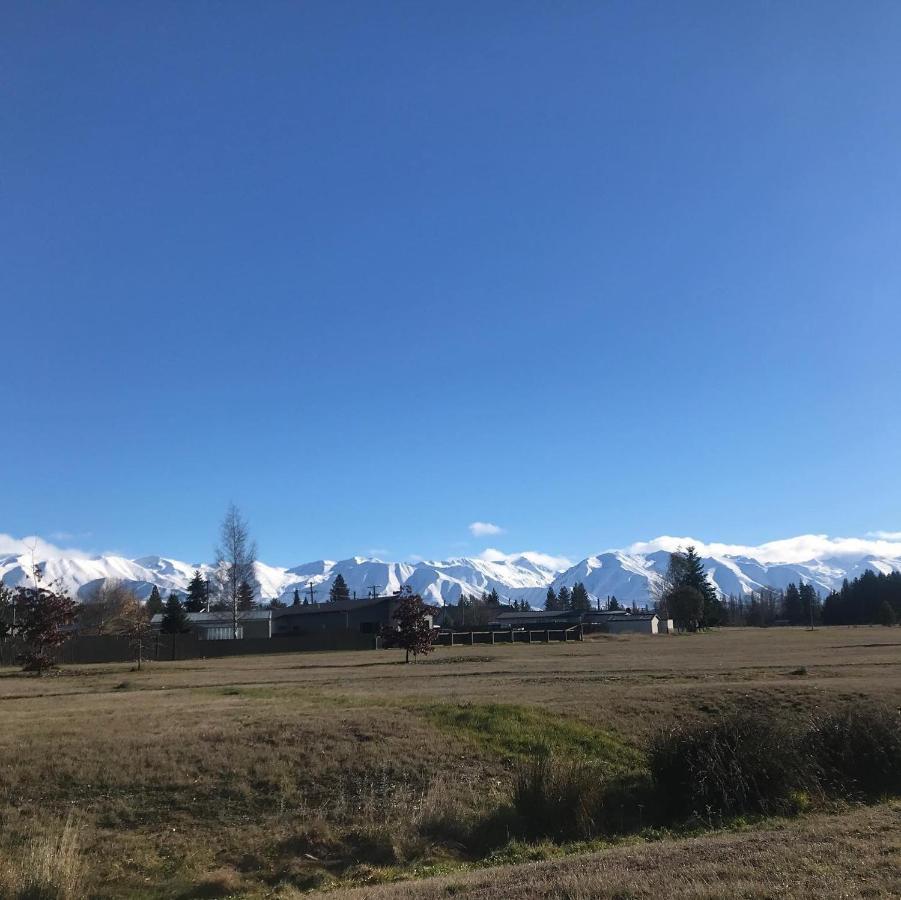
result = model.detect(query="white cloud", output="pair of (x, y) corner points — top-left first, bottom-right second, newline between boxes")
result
(366, 548), (390, 559)
(0, 533), (92, 561)
(478, 548), (572, 572)
(866, 530), (901, 541)
(469, 521), (504, 537)
(623, 533), (901, 565)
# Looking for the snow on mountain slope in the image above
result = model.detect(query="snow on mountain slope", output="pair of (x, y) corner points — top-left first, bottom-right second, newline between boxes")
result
(1, 536), (899, 606)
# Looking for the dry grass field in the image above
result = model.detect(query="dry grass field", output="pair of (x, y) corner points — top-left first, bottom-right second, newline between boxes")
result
(0, 626), (898, 899)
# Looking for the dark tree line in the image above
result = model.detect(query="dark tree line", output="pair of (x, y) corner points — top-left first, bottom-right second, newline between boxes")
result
(441, 588), (529, 629)
(720, 583), (821, 627)
(544, 582), (591, 611)
(822, 570), (899, 626)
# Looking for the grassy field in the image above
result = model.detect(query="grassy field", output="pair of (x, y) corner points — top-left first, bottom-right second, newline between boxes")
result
(0, 626), (898, 898)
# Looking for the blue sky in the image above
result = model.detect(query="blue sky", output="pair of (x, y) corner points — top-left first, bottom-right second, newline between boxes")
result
(2, 1), (900, 566)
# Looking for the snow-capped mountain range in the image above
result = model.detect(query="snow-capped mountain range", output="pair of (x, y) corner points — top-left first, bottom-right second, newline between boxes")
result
(2, 534), (900, 607)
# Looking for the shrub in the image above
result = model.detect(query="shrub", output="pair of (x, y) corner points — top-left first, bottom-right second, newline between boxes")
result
(511, 757), (599, 841)
(804, 705), (901, 800)
(649, 713), (804, 823)
(500, 758), (654, 843)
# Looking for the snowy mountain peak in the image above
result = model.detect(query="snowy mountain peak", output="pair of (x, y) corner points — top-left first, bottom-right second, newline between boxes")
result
(1, 535), (899, 607)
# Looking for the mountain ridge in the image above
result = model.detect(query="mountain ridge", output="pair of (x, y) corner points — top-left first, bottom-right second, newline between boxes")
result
(2, 535), (900, 607)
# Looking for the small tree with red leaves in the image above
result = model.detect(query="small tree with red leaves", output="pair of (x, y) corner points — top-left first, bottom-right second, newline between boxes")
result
(14, 565), (78, 672)
(380, 589), (435, 663)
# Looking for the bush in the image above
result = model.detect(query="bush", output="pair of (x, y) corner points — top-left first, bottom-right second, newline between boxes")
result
(511, 757), (599, 841)
(804, 705), (901, 800)
(462, 704), (901, 851)
(499, 758), (654, 843)
(649, 713), (805, 823)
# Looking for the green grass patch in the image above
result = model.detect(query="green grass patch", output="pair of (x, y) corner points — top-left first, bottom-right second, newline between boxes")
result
(420, 702), (644, 772)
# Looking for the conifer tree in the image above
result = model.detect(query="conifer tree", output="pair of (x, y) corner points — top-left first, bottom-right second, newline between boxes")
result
(680, 546), (721, 627)
(145, 585), (164, 618)
(608, 595), (621, 611)
(237, 580), (255, 611)
(160, 593), (190, 634)
(292, 588), (302, 607)
(545, 586), (559, 611)
(783, 583), (803, 624)
(570, 582), (591, 611)
(557, 585), (572, 610)
(799, 581), (819, 626)
(877, 599), (896, 626)
(668, 585), (704, 632)
(185, 570), (208, 613)
(329, 573), (351, 603)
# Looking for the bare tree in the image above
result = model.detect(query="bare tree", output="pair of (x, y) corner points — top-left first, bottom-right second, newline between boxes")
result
(79, 580), (136, 635)
(110, 594), (153, 670)
(214, 504), (258, 639)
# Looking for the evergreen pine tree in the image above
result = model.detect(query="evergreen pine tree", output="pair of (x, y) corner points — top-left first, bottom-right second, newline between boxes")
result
(783, 583), (803, 624)
(292, 588), (302, 607)
(877, 599), (896, 626)
(145, 585), (164, 618)
(160, 594), (190, 634)
(545, 586), (559, 611)
(608, 596), (621, 611)
(185, 570), (208, 613)
(799, 581), (819, 626)
(236, 580), (255, 611)
(329, 573), (351, 603)
(681, 546), (721, 627)
(570, 582), (590, 611)
(557, 585), (572, 610)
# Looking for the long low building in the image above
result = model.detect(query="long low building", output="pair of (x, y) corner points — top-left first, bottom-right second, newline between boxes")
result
(151, 594), (433, 641)
(489, 608), (669, 635)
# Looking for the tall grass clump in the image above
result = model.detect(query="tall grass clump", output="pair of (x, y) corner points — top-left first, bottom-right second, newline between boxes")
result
(1, 816), (85, 900)
(649, 712), (805, 823)
(483, 757), (655, 844)
(804, 704), (901, 800)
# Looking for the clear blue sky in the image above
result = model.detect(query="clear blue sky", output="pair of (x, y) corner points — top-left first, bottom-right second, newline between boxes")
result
(3, 1), (900, 566)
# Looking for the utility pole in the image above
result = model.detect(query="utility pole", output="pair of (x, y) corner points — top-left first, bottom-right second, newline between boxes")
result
(307, 582), (316, 606)
(367, 585), (381, 600)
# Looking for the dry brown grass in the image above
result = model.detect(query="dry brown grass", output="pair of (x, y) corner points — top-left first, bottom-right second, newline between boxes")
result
(0, 626), (897, 897)
(308, 801), (901, 899)
(0, 814), (85, 900)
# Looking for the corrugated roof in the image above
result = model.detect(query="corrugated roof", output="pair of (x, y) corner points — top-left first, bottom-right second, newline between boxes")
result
(150, 609), (272, 624)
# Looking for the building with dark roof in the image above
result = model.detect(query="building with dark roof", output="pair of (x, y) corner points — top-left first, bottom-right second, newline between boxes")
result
(273, 595), (417, 636)
(150, 609), (273, 640)
(489, 608), (663, 635)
